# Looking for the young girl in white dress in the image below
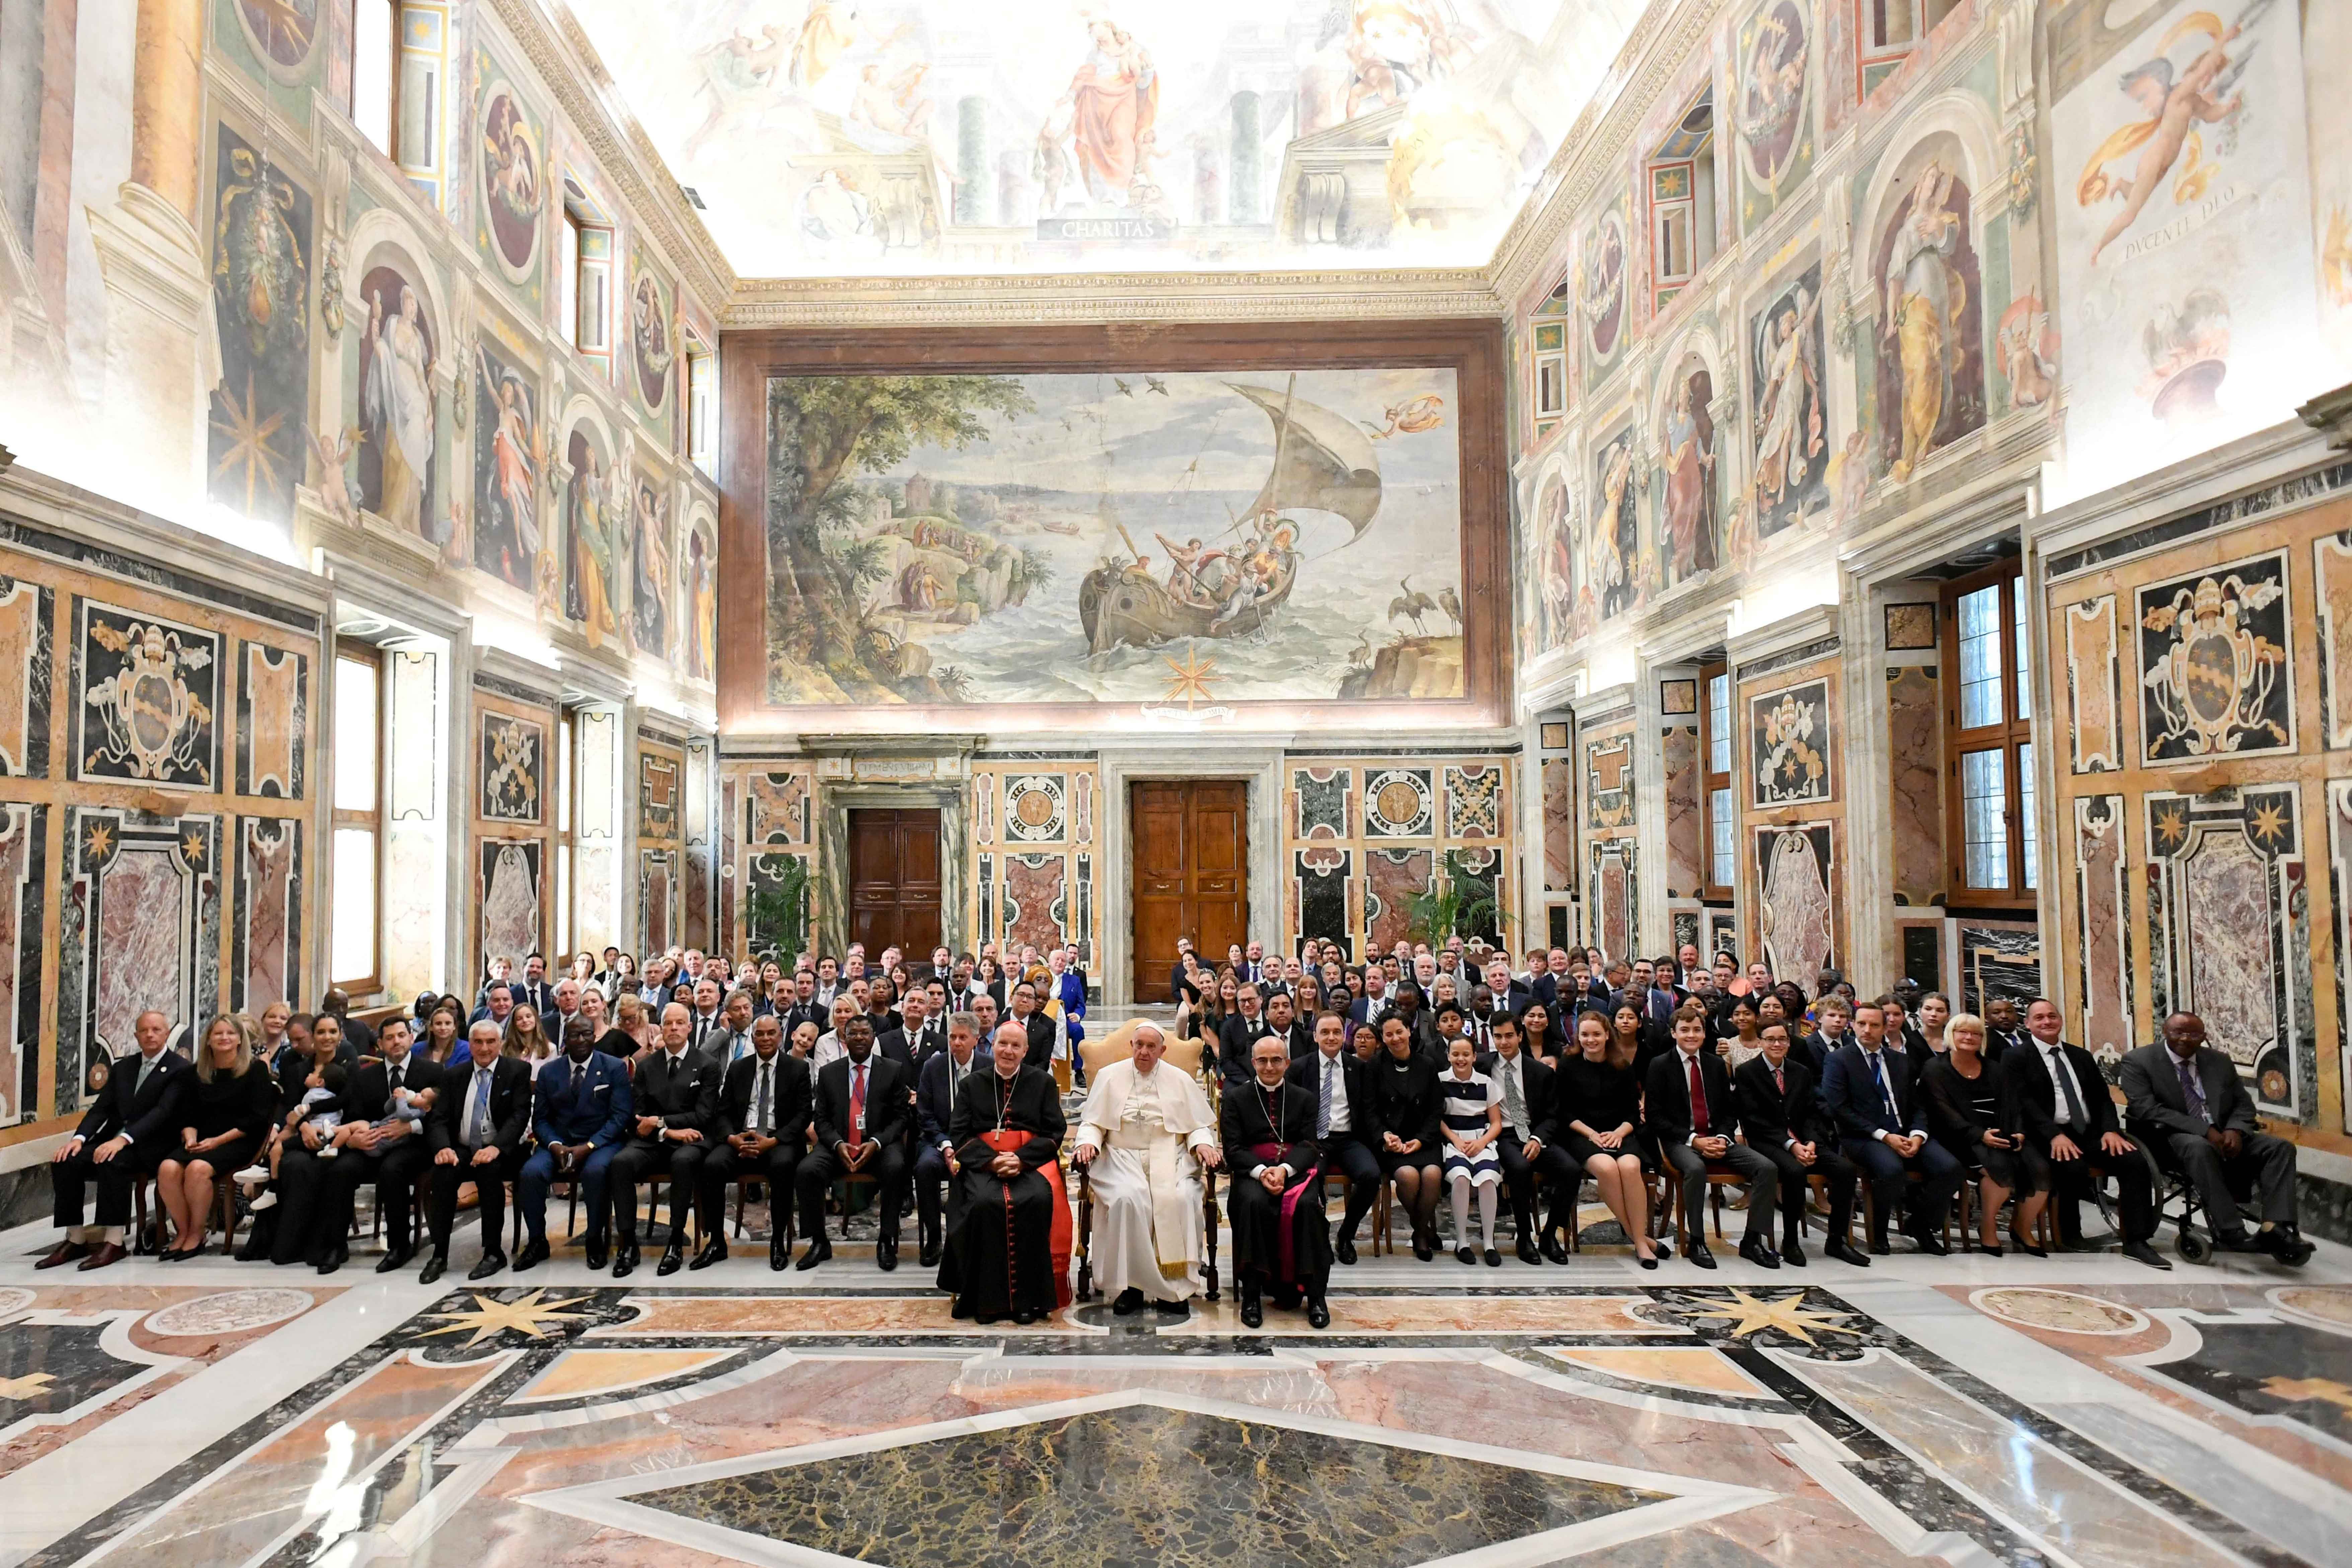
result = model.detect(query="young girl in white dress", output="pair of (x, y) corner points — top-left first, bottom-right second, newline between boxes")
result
(1440, 1036), (1504, 1266)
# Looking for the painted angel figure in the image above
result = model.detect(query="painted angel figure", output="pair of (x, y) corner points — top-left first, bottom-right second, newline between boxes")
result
(473, 345), (541, 561)
(2075, 4), (2263, 266)
(1752, 285), (1823, 507)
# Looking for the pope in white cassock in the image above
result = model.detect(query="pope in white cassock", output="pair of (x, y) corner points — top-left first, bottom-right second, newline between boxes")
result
(1072, 1021), (1222, 1315)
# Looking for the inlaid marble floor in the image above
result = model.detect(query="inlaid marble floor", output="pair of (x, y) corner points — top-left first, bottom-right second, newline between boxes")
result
(1, 1216), (2348, 1568)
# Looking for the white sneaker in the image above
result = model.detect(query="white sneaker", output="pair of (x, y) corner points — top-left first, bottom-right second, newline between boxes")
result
(234, 1165), (268, 1185)
(248, 1191), (279, 1212)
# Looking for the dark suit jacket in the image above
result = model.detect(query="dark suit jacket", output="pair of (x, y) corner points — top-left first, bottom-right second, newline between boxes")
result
(717, 1049), (813, 1147)
(2119, 1042), (2261, 1142)
(531, 1050), (632, 1148)
(1017, 1012), (1055, 1071)
(814, 1052), (911, 1151)
(880, 1019), (947, 1069)
(429, 1055), (532, 1154)
(77, 1048), (193, 1148)
(1821, 1041), (1926, 1144)
(947, 1065), (1062, 1170)
(347, 1053), (443, 1125)
(1645, 1046), (1738, 1147)
(513, 980), (558, 1017)
(1474, 1050), (1556, 1143)
(1218, 1013), (1275, 1087)
(1221, 1076), (1321, 1179)
(780, 1000), (826, 1038)
(1285, 1050), (1380, 1144)
(629, 1046), (720, 1143)
(918, 1049), (983, 1148)
(1734, 1052), (1827, 1149)
(2003, 1038), (2120, 1150)
(1268, 1019), (1313, 1061)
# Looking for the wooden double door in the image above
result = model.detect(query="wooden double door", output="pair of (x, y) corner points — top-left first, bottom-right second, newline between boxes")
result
(1131, 780), (1248, 1003)
(847, 808), (942, 957)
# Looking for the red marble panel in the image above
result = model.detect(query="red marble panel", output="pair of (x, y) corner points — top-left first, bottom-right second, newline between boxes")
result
(237, 819), (297, 1011)
(1662, 725), (1700, 897)
(1367, 848), (1434, 954)
(2075, 796), (2131, 1060)
(1887, 666), (1944, 906)
(1005, 853), (1068, 953)
(96, 848), (187, 1051)
(1541, 758), (1574, 892)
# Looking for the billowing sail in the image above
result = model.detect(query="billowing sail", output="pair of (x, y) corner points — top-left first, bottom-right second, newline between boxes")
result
(1227, 381), (1383, 541)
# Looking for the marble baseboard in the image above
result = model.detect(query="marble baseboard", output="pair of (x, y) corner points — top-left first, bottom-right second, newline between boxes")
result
(2297, 1171), (2352, 1247)
(0, 1166), (48, 1230)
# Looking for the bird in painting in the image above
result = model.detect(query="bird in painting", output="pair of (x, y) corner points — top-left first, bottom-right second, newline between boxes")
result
(1114, 378), (1135, 397)
(1388, 577), (1436, 635)
(1438, 585), (1463, 631)
(1145, 376), (1170, 396)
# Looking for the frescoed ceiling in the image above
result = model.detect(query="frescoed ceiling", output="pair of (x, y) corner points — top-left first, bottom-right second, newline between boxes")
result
(557, 0), (1648, 281)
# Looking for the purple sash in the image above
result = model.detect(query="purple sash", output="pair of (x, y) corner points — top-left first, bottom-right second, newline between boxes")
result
(1249, 1142), (1317, 1282)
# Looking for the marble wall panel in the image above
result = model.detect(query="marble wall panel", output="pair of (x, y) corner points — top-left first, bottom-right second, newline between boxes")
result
(2064, 596), (2124, 772)
(59, 810), (219, 1113)
(1586, 732), (1634, 830)
(685, 739), (714, 951)
(1662, 726), (1700, 898)
(638, 748), (680, 841)
(231, 817), (301, 1013)
(383, 823), (438, 1002)
(1591, 840), (1635, 960)
(478, 838), (543, 979)
(1365, 848), (1435, 954)
(0, 576), (53, 778)
(2073, 796), (2133, 1064)
(2317, 534), (2352, 750)
(640, 849), (677, 955)
(1443, 765), (1505, 839)
(1751, 678), (1834, 806)
(1003, 852), (1069, 954)
(1003, 775), (1068, 844)
(479, 712), (546, 825)
(1887, 666), (1944, 905)
(0, 804), (44, 1126)
(1956, 921), (2044, 1020)
(1295, 848), (1352, 959)
(1292, 767), (1349, 842)
(747, 772), (811, 845)
(2334, 782), (2352, 1132)
(1756, 825), (1834, 987)
(71, 599), (222, 790)
(1541, 758), (1575, 892)
(1364, 768), (1436, 838)
(2135, 551), (2294, 765)
(235, 643), (306, 799)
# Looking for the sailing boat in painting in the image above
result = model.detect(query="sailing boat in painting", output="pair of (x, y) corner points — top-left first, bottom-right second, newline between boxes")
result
(1078, 376), (1383, 652)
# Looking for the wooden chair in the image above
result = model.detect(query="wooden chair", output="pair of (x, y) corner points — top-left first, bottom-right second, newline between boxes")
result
(1071, 1021), (1220, 1302)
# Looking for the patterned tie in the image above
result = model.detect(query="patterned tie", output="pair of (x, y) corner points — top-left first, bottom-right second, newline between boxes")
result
(2175, 1054), (2209, 1126)
(850, 1063), (867, 1143)
(1502, 1062), (1526, 1134)
(1317, 1057), (1335, 1136)
(1687, 1054), (1710, 1135)
(467, 1068), (492, 1146)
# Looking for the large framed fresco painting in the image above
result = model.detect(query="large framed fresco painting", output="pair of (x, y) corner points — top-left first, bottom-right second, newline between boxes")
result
(719, 322), (1510, 732)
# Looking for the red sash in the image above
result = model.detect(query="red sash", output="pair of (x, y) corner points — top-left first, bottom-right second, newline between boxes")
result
(982, 1128), (1073, 1309)
(1248, 1143), (1316, 1283)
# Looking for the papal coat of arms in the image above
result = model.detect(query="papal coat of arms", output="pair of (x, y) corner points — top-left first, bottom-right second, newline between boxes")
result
(2139, 563), (2290, 761)
(1754, 682), (1830, 805)
(82, 617), (216, 786)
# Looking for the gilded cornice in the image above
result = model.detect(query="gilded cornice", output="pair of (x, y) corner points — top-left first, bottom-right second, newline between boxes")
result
(724, 269), (1502, 329)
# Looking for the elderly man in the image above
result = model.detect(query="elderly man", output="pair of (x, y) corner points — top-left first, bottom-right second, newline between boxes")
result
(939, 1021), (1068, 1324)
(1073, 1021), (1221, 1317)
(1224, 1036), (1331, 1328)
(2121, 1011), (2310, 1264)
(42, 1010), (190, 1271)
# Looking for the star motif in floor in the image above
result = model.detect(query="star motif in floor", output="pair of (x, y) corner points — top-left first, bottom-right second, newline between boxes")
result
(2261, 1375), (2352, 1411)
(0, 1371), (58, 1400)
(1684, 1289), (1858, 1346)
(418, 1289), (591, 1349)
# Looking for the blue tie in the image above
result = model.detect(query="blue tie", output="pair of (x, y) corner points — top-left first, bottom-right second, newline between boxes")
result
(469, 1070), (493, 1145)
(1867, 1051), (1896, 1127)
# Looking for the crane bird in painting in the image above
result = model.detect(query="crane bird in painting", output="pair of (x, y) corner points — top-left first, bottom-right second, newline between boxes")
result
(1388, 577), (1437, 635)
(1145, 376), (1171, 396)
(1438, 585), (1463, 631)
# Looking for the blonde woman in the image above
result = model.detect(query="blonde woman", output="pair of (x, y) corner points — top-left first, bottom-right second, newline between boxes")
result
(158, 1014), (274, 1257)
(503, 1000), (557, 1075)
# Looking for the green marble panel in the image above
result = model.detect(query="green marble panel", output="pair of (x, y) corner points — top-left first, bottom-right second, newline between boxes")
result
(635, 1404), (1665, 1568)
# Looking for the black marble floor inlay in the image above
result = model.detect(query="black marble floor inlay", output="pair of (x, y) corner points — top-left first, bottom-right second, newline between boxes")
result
(2145, 1319), (2352, 1442)
(634, 1403), (1665, 1568)
(0, 1322), (143, 1417)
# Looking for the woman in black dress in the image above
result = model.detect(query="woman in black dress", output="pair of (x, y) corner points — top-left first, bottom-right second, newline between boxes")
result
(1517, 1000), (1563, 1067)
(1921, 1012), (2048, 1255)
(157, 1013), (276, 1257)
(1370, 1014), (1444, 1259)
(1555, 1010), (1659, 1267)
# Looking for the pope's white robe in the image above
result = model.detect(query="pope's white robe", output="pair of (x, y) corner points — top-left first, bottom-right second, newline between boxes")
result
(1076, 1056), (1217, 1301)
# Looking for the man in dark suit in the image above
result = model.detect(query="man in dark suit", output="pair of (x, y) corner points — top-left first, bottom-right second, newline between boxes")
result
(1225, 1035), (1330, 1329)
(424, 1020), (533, 1283)
(696, 1013), (813, 1271)
(1263, 989), (1311, 1061)
(1735, 1022), (1867, 1267)
(2007, 998), (2163, 1266)
(610, 1000), (722, 1278)
(914, 1012), (985, 1267)
(40, 1010), (192, 1271)
(1477, 1011), (1580, 1264)
(879, 987), (944, 1067)
(1220, 982), (1275, 1089)
(1646, 1007), (1779, 1268)
(1010, 981), (1055, 1072)
(1822, 1000), (1959, 1255)
(512, 953), (558, 1019)
(796, 1016), (913, 1271)
(1482, 958), (1531, 1015)
(1287, 1009), (1382, 1265)
(780, 970), (826, 1038)
(515, 1017), (632, 1272)
(1166, 938), (1194, 1004)
(323, 1017), (441, 1276)
(2120, 1010), (2310, 1264)
(700, 987), (760, 1074)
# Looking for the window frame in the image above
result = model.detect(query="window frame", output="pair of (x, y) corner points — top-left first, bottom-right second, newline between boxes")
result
(1939, 557), (2035, 905)
(1699, 659), (1735, 902)
(686, 333), (717, 476)
(329, 644), (389, 1000)
(351, 0), (400, 159)
(1528, 273), (1570, 425)
(560, 184), (613, 368)
(1644, 92), (1716, 315)
(555, 709), (576, 962)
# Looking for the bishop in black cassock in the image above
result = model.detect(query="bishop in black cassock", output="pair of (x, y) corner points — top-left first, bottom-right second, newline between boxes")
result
(1220, 1035), (1332, 1328)
(938, 1024), (1067, 1324)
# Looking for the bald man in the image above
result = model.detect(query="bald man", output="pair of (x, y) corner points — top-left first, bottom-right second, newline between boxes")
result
(41, 1011), (191, 1271)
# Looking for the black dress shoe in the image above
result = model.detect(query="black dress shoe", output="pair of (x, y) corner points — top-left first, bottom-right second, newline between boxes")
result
(586, 1238), (610, 1270)
(1483, 1249), (1502, 1267)
(1240, 1289), (1264, 1329)
(795, 1239), (833, 1271)
(1517, 1240), (1542, 1265)
(920, 1240), (942, 1269)
(689, 1238), (728, 1271)
(1739, 1237), (1780, 1269)
(1306, 1296), (1331, 1329)
(419, 1252), (447, 1284)
(1781, 1239), (1808, 1267)
(1412, 1232), (1434, 1262)
(514, 1238), (550, 1272)
(1653, 1237), (1672, 1260)
(2121, 1238), (2173, 1270)
(613, 1243), (639, 1279)
(1455, 1245), (1476, 1264)
(656, 1243), (686, 1276)
(1638, 1252), (1658, 1270)
(2009, 1236), (2048, 1258)
(1826, 1240), (1872, 1267)
(1868, 1236), (1892, 1256)
(1541, 1233), (1571, 1264)
(1334, 1237), (1358, 1266)
(877, 1236), (899, 1272)
(469, 1251), (507, 1281)
(1113, 1287), (1147, 1315)
(316, 1249), (348, 1276)
(1154, 1297), (1190, 1319)
(1012, 1308), (1040, 1325)
(1687, 1242), (1717, 1270)
(2274, 1230), (2317, 1267)
(1913, 1233), (1949, 1257)
(1977, 1242), (2004, 1258)
(768, 1236), (787, 1271)
(376, 1246), (413, 1274)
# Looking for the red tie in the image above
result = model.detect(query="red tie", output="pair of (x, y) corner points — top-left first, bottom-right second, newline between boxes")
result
(850, 1064), (867, 1145)
(1772, 1064), (1786, 1097)
(1688, 1054), (1710, 1135)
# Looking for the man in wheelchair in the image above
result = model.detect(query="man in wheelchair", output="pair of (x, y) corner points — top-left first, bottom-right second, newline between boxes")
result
(2120, 1012), (2314, 1267)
